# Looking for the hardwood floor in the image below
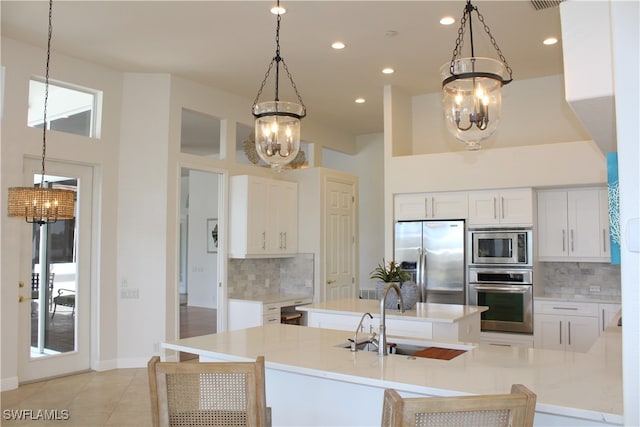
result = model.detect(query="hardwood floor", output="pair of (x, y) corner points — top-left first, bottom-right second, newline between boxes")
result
(179, 304), (217, 361)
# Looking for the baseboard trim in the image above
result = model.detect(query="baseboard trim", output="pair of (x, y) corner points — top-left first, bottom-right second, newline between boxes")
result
(92, 358), (118, 372)
(116, 357), (150, 369)
(1, 376), (19, 391)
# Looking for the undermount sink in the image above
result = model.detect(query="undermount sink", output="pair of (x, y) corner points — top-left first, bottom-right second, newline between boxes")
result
(336, 338), (473, 360)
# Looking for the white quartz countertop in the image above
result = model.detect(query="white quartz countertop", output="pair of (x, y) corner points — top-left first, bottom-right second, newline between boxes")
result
(228, 294), (313, 305)
(162, 322), (622, 424)
(296, 298), (488, 323)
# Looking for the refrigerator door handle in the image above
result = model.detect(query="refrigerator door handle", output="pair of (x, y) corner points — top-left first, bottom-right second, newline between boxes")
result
(416, 247), (423, 287)
(422, 249), (428, 296)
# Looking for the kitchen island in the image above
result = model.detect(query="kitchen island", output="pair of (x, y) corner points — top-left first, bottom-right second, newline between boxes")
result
(161, 321), (622, 426)
(297, 298), (487, 342)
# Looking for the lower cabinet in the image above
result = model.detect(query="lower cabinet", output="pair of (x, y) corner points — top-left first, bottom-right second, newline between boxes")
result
(228, 297), (312, 331)
(599, 303), (622, 332)
(480, 332), (534, 348)
(534, 300), (600, 352)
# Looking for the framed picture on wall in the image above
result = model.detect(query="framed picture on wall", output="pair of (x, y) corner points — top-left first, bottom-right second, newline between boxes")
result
(207, 218), (218, 253)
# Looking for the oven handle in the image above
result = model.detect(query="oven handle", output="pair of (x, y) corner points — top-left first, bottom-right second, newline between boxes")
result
(471, 285), (531, 293)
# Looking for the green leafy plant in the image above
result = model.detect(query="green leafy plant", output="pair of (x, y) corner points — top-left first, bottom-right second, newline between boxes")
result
(369, 259), (410, 283)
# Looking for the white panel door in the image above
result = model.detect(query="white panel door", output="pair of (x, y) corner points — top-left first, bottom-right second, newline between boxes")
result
(325, 179), (355, 301)
(18, 159), (92, 382)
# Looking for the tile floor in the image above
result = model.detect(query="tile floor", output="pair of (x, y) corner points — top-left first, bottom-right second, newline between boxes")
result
(1, 368), (151, 426)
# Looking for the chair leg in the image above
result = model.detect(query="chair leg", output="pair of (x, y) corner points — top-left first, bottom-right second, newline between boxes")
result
(51, 303), (57, 319)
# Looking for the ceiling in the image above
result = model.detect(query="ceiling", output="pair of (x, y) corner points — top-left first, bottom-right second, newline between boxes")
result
(1, 1), (565, 143)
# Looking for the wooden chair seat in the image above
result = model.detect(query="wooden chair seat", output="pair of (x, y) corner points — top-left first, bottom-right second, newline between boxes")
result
(381, 384), (536, 427)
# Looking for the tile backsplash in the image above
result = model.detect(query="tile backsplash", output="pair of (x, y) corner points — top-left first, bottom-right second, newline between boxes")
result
(539, 262), (621, 300)
(228, 253), (314, 299)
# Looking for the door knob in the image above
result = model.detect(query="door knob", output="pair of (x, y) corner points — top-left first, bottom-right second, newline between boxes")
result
(18, 295), (25, 303)
(18, 281), (25, 288)
(327, 279), (336, 284)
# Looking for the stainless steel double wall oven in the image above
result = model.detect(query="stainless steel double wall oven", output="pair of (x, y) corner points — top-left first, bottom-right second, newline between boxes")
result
(467, 229), (534, 334)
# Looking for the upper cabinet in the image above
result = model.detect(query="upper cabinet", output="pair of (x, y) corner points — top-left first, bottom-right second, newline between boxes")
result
(537, 187), (610, 262)
(468, 189), (534, 227)
(394, 192), (468, 221)
(230, 175), (298, 258)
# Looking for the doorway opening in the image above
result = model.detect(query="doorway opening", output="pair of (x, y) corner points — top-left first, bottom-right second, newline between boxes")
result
(179, 168), (221, 360)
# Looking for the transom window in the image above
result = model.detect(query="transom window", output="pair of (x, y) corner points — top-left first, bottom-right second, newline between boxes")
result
(28, 79), (101, 139)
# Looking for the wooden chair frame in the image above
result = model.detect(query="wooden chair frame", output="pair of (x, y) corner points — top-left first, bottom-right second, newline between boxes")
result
(382, 384), (536, 427)
(148, 356), (270, 427)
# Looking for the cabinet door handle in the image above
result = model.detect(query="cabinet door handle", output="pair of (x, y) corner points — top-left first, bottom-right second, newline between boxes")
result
(559, 320), (562, 345)
(493, 198), (497, 219)
(552, 306), (578, 310)
(262, 232), (266, 249)
(431, 198), (435, 218)
(570, 229), (575, 252)
(562, 230), (566, 252)
(501, 196), (505, 219)
(279, 232), (283, 249)
(602, 229), (607, 252)
(568, 321), (572, 345)
(283, 232), (287, 250)
(424, 198), (429, 218)
(602, 309), (605, 332)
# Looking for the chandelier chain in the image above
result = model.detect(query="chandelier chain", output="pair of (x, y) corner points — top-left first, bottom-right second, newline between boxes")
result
(449, 0), (512, 82)
(251, 0), (306, 117)
(40, 0), (53, 186)
(475, 8), (513, 80)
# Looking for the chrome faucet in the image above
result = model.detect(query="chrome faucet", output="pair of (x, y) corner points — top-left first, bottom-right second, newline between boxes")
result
(351, 312), (373, 352)
(378, 283), (404, 356)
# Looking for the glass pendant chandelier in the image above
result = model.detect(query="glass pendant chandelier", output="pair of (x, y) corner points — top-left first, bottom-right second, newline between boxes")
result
(251, 0), (306, 171)
(441, 0), (513, 151)
(7, 0), (75, 224)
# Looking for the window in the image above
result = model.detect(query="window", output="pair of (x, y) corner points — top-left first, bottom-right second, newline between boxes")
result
(28, 79), (101, 138)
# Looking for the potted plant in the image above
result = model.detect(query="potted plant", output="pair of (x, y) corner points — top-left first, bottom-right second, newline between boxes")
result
(370, 260), (418, 309)
(370, 259), (410, 283)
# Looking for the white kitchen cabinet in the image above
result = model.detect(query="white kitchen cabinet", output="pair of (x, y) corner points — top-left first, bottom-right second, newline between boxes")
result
(265, 180), (298, 254)
(534, 300), (600, 352)
(230, 175), (298, 258)
(394, 192), (468, 221)
(537, 187), (610, 262)
(599, 303), (621, 332)
(228, 296), (312, 331)
(468, 188), (533, 226)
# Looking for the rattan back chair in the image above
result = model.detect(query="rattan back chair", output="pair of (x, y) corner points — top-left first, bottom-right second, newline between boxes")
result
(381, 384), (536, 427)
(148, 356), (271, 427)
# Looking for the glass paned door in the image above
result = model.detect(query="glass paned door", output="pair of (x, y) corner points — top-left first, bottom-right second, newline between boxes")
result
(18, 159), (92, 382)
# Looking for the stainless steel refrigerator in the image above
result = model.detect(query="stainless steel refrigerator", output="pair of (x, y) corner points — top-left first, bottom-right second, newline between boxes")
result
(394, 220), (466, 305)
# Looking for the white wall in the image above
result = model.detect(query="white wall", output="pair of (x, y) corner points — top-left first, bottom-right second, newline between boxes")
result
(186, 170), (219, 309)
(609, 1), (640, 424)
(117, 73), (171, 367)
(412, 75), (591, 154)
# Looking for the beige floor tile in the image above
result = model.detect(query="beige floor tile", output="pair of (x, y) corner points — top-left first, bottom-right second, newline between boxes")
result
(1, 368), (151, 427)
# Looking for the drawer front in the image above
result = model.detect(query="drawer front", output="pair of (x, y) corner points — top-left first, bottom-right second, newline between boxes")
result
(263, 303), (281, 316)
(263, 313), (281, 324)
(535, 300), (598, 317)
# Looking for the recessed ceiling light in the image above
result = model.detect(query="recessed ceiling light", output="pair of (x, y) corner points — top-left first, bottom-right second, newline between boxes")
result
(543, 37), (558, 45)
(382, 67), (395, 75)
(331, 41), (346, 50)
(355, 98), (366, 104)
(270, 5), (286, 15)
(440, 16), (455, 25)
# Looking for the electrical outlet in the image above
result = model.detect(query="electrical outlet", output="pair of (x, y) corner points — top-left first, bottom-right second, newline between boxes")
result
(589, 285), (601, 293)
